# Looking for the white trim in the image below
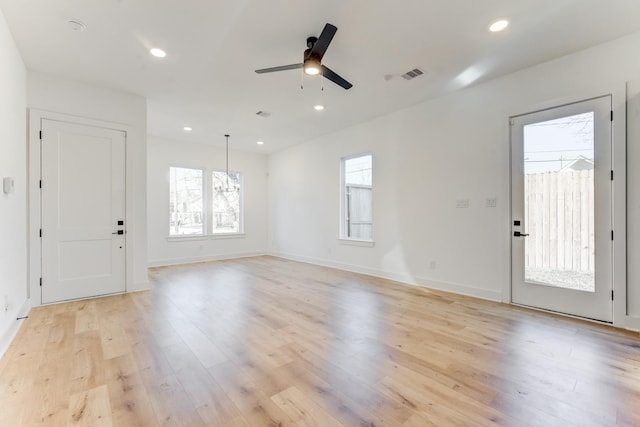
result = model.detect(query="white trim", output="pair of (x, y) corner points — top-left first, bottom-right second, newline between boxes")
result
(169, 166), (206, 236)
(166, 235), (209, 242)
(505, 83), (628, 328)
(624, 315), (640, 332)
(210, 233), (246, 240)
(148, 251), (266, 268)
(270, 251), (503, 302)
(211, 170), (244, 235)
(611, 84), (627, 330)
(340, 152), (374, 241)
(28, 109), (135, 306)
(0, 298), (30, 359)
(338, 238), (375, 247)
(166, 233), (246, 242)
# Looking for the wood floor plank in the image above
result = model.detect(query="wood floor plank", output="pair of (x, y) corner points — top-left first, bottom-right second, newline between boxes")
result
(68, 384), (113, 427)
(1, 256), (639, 426)
(271, 386), (345, 427)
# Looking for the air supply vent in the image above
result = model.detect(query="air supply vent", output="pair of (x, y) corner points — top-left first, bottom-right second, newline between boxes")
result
(401, 68), (424, 80)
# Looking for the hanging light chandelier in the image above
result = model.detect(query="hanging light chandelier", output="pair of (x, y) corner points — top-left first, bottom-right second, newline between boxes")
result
(214, 134), (239, 193)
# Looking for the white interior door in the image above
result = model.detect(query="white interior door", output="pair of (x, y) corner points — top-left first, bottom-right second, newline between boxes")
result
(41, 119), (126, 304)
(511, 96), (612, 322)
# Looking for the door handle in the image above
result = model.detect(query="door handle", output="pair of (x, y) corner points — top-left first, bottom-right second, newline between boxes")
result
(112, 230), (124, 235)
(513, 231), (529, 237)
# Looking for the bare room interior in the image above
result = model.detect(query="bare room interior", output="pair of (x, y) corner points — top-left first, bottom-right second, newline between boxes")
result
(1, 1), (640, 426)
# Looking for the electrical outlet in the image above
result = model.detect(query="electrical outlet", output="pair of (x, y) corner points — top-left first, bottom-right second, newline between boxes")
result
(486, 197), (497, 208)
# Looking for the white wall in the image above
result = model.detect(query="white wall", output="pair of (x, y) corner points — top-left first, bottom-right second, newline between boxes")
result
(26, 72), (149, 299)
(0, 8), (28, 356)
(147, 136), (268, 266)
(268, 31), (640, 328)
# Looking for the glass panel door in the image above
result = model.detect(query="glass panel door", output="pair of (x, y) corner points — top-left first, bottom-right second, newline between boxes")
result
(523, 112), (595, 292)
(511, 96), (612, 322)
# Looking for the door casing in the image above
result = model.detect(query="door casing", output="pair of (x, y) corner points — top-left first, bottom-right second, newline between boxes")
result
(505, 88), (627, 327)
(29, 110), (132, 306)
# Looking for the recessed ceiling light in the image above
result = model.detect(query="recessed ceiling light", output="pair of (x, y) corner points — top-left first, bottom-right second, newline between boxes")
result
(314, 104), (325, 111)
(257, 141), (264, 145)
(150, 48), (167, 58)
(183, 127), (192, 132)
(489, 19), (509, 32)
(67, 19), (86, 32)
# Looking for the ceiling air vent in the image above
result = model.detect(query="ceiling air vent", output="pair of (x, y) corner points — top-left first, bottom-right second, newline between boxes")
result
(401, 68), (424, 80)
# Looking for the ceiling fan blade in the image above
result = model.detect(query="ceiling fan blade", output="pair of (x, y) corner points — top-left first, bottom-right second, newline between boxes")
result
(321, 65), (352, 90)
(310, 23), (337, 59)
(255, 63), (303, 74)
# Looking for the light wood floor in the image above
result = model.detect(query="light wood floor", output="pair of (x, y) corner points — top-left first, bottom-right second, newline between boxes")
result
(1, 256), (639, 426)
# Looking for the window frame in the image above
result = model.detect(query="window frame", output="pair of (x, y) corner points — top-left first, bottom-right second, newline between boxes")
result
(211, 169), (244, 235)
(168, 165), (206, 237)
(339, 152), (374, 243)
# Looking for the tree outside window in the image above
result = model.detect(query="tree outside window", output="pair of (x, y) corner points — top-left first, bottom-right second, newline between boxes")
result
(212, 171), (242, 233)
(169, 167), (204, 235)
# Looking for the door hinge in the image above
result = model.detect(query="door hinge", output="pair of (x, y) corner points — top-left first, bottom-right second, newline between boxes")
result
(611, 290), (614, 301)
(39, 180), (42, 189)
(39, 277), (42, 287)
(39, 130), (42, 140)
(611, 230), (614, 240)
(610, 110), (613, 121)
(611, 170), (614, 181)
(39, 229), (42, 238)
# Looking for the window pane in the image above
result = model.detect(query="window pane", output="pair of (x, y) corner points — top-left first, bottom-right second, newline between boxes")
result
(523, 112), (595, 292)
(212, 171), (242, 233)
(345, 155), (372, 186)
(169, 167), (204, 235)
(343, 155), (372, 240)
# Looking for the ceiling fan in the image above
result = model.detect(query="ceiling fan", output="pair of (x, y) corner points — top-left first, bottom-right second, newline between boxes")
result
(255, 23), (353, 90)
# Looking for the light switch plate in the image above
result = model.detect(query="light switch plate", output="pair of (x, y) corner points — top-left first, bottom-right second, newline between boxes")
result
(456, 199), (470, 208)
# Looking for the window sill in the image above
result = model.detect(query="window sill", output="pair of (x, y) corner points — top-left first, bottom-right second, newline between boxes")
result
(338, 238), (375, 247)
(167, 235), (208, 242)
(166, 233), (245, 242)
(210, 233), (245, 240)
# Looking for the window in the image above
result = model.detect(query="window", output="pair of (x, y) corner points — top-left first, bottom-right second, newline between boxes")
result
(341, 154), (373, 240)
(169, 167), (204, 235)
(212, 171), (242, 234)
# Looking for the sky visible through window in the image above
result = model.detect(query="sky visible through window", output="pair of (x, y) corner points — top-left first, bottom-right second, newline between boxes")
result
(345, 155), (372, 186)
(524, 111), (594, 174)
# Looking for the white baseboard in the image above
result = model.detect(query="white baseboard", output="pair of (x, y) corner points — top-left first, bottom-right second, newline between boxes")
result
(624, 315), (640, 332)
(270, 251), (503, 302)
(0, 298), (31, 360)
(148, 251), (268, 268)
(128, 280), (151, 293)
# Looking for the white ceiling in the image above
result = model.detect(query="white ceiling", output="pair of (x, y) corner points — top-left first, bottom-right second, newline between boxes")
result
(2, 0), (640, 153)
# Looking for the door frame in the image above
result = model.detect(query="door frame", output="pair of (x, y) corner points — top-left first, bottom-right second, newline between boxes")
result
(28, 110), (132, 306)
(510, 96), (612, 322)
(504, 86), (627, 328)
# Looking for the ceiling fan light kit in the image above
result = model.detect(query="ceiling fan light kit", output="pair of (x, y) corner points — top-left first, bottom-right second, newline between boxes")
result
(255, 23), (353, 90)
(304, 56), (321, 75)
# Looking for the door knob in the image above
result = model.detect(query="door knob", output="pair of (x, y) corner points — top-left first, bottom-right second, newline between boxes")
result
(513, 231), (529, 237)
(112, 230), (124, 235)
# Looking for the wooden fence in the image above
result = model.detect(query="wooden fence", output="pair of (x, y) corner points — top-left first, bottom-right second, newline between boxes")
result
(524, 169), (594, 272)
(346, 185), (372, 240)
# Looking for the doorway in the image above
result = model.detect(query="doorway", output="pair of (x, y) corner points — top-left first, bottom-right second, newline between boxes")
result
(40, 119), (126, 303)
(510, 96), (612, 322)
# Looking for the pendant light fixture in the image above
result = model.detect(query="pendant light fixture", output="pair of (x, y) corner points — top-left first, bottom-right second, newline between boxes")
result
(215, 134), (239, 193)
